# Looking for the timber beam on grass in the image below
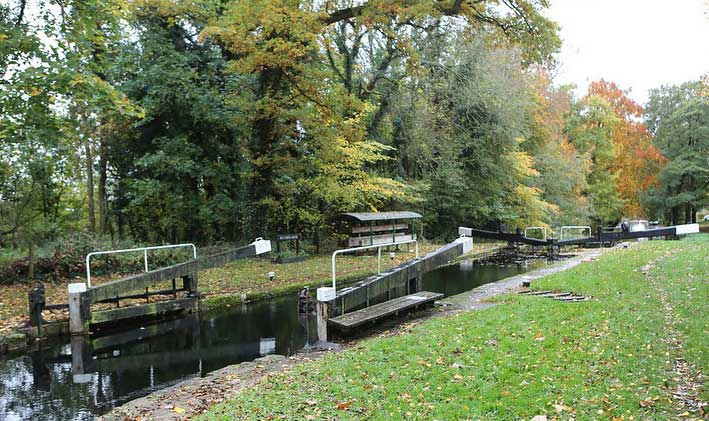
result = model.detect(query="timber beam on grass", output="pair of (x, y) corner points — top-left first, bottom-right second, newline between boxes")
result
(71, 239), (271, 335)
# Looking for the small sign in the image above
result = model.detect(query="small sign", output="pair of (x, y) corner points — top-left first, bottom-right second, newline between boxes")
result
(317, 287), (336, 301)
(277, 234), (300, 241)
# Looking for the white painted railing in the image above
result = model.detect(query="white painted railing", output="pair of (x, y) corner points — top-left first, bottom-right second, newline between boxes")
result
(331, 239), (419, 292)
(85, 243), (197, 287)
(524, 226), (547, 240)
(560, 226), (591, 241)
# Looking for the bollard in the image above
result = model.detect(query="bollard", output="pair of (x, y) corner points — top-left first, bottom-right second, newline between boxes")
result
(28, 284), (46, 336)
(68, 283), (87, 335)
(316, 301), (328, 343)
(315, 287), (335, 343)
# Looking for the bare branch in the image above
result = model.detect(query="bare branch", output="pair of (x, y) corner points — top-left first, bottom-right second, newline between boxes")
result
(15, 0), (27, 26)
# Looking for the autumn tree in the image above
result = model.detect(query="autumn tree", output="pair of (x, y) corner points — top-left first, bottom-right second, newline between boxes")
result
(588, 80), (664, 218)
(567, 94), (624, 226)
(525, 71), (588, 226)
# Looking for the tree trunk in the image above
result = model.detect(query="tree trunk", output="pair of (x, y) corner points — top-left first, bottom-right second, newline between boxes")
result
(671, 206), (679, 226)
(684, 204), (692, 224)
(27, 241), (34, 281)
(98, 140), (108, 234)
(85, 139), (96, 233)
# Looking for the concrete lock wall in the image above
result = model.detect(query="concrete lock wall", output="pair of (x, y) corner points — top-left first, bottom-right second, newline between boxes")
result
(327, 238), (470, 316)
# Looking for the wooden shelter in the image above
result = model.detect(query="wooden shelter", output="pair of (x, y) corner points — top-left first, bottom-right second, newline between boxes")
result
(338, 211), (422, 247)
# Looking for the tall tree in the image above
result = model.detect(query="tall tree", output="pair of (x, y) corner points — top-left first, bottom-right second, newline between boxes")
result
(588, 80), (664, 218)
(204, 0), (561, 234)
(644, 81), (709, 224)
(567, 94), (624, 226)
(525, 71), (588, 225)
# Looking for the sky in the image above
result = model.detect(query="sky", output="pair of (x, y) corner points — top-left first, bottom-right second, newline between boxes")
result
(545, 0), (709, 105)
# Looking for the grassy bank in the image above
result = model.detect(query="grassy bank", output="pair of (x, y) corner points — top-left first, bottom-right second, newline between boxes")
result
(0, 242), (503, 334)
(201, 235), (707, 420)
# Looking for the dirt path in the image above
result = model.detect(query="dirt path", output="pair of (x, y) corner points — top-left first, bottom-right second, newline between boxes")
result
(440, 247), (606, 311)
(641, 252), (706, 418)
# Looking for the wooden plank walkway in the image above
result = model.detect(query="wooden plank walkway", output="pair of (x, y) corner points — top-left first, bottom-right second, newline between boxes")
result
(329, 291), (443, 330)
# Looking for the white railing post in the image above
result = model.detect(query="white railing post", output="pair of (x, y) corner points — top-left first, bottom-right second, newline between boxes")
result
(331, 239), (418, 294)
(524, 226), (547, 241)
(85, 243), (197, 288)
(560, 226), (591, 241)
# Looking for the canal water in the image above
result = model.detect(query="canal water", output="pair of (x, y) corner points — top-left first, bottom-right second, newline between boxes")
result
(0, 257), (543, 420)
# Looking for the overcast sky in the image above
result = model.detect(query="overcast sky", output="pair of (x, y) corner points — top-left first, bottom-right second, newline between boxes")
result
(545, 0), (709, 105)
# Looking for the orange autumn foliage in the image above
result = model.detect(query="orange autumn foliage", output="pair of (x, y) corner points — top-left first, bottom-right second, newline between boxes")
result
(587, 80), (665, 218)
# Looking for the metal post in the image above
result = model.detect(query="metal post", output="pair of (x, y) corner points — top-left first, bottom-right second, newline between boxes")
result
(144, 249), (149, 272)
(331, 239), (418, 292)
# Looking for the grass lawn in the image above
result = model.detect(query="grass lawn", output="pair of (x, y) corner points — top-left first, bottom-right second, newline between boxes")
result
(0, 241), (502, 334)
(200, 235), (707, 420)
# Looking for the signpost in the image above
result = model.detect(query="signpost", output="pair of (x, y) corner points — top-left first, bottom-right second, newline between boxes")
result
(274, 234), (307, 264)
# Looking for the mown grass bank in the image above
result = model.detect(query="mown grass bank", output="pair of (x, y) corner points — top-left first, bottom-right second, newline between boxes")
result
(200, 235), (707, 420)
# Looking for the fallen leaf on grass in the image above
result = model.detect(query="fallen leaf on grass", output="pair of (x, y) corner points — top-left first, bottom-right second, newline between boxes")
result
(336, 401), (351, 410)
(638, 400), (653, 408)
(174, 407), (185, 414)
(552, 403), (572, 412)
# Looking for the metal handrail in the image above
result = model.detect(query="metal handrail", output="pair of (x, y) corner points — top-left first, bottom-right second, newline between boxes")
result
(560, 226), (591, 241)
(524, 226), (547, 241)
(331, 239), (419, 292)
(85, 243), (197, 287)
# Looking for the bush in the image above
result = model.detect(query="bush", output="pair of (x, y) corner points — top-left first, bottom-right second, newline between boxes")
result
(0, 232), (200, 285)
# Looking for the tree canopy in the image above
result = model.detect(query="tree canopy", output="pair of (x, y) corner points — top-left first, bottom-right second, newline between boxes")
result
(1, 0), (706, 251)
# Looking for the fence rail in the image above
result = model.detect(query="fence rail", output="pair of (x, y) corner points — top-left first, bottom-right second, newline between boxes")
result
(85, 243), (197, 287)
(331, 239), (419, 292)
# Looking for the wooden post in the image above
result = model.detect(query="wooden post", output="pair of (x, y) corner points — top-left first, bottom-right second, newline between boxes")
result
(316, 301), (328, 343)
(183, 273), (199, 297)
(68, 283), (87, 335)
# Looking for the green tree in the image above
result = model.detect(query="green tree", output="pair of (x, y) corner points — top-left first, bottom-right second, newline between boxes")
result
(644, 82), (709, 224)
